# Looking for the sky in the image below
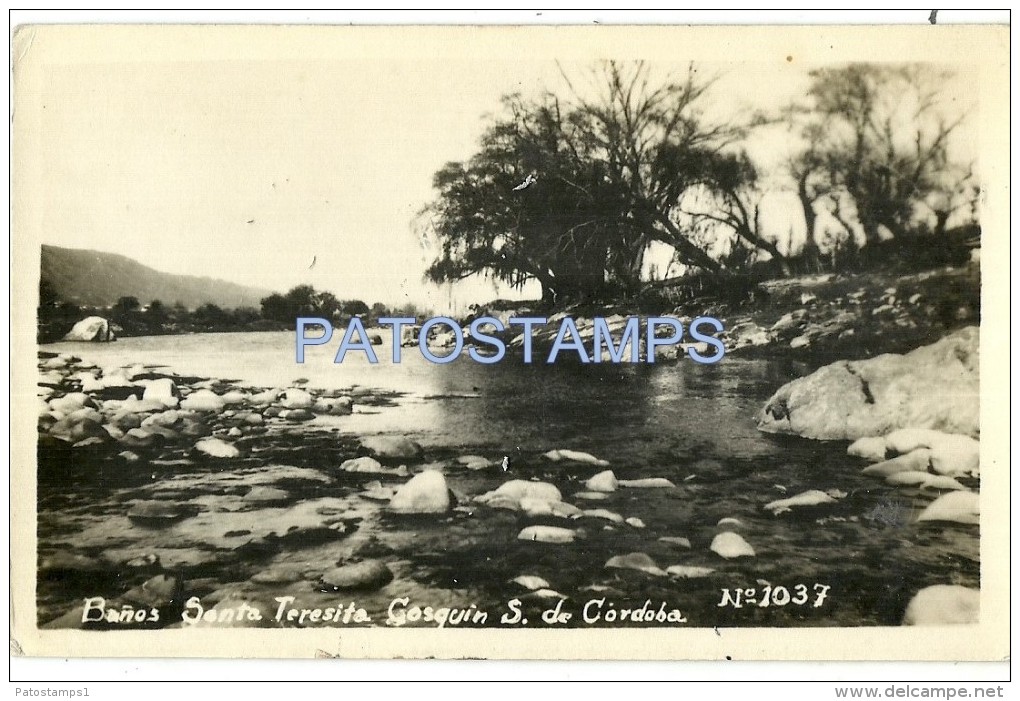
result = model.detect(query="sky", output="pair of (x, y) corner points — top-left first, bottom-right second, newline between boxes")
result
(15, 24), (981, 314)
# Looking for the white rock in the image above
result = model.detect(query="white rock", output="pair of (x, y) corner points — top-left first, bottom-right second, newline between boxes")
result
(62, 316), (116, 342)
(919, 475), (968, 491)
(585, 470), (618, 492)
(885, 428), (948, 455)
(388, 470), (450, 514)
(49, 393), (92, 414)
(917, 491), (979, 524)
(542, 449), (609, 466)
(362, 435), (423, 459)
(456, 455), (491, 470)
(625, 517), (646, 528)
(511, 575), (550, 591)
(517, 525), (577, 544)
(847, 436), (888, 462)
(862, 449), (932, 478)
(142, 379), (179, 407)
(477, 480), (562, 506)
(618, 477), (676, 488)
(280, 389), (314, 409)
(248, 390), (280, 406)
(710, 532), (755, 559)
(902, 585), (979, 625)
(221, 390), (247, 405)
(666, 565), (716, 579)
(757, 327), (978, 440)
(580, 508), (624, 524)
(195, 438), (240, 458)
(180, 390), (225, 412)
(928, 434), (980, 477)
(764, 490), (837, 515)
(605, 552), (666, 577)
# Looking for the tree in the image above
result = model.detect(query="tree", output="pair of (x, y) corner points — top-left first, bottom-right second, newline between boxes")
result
(260, 293), (291, 323)
(802, 64), (971, 243)
(420, 61), (757, 305)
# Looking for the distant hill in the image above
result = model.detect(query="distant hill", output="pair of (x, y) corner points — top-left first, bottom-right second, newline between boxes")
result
(41, 245), (275, 310)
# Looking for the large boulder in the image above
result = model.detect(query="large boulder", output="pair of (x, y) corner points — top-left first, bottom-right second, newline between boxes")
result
(63, 316), (116, 342)
(757, 327), (978, 440)
(388, 470), (450, 514)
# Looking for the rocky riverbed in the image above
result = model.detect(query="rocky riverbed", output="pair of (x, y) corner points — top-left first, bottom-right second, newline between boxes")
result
(34, 317), (981, 629)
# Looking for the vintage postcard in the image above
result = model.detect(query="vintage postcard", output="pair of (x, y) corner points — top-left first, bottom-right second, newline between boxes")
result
(10, 22), (1009, 662)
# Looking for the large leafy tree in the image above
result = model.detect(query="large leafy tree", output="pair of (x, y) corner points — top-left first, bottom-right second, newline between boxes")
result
(420, 61), (761, 304)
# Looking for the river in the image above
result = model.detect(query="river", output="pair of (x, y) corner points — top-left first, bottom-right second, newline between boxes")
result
(36, 332), (979, 628)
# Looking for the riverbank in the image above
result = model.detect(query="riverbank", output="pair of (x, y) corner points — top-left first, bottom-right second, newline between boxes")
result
(465, 262), (980, 368)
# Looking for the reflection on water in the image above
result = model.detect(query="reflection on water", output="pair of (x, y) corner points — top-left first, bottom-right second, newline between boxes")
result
(43, 331), (802, 455)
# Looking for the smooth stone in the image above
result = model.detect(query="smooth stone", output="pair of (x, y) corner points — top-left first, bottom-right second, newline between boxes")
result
(710, 532), (755, 559)
(902, 585), (979, 625)
(764, 489), (837, 515)
(862, 449), (932, 477)
(195, 437), (240, 458)
(320, 560), (393, 591)
(477, 480), (562, 506)
(542, 449), (609, 466)
(579, 508), (624, 524)
(666, 565), (716, 579)
(49, 393), (94, 414)
(658, 536), (692, 549)
(625, 517), (646, 528)
(285, 408), (314, 422)
(511, 575), (551, 591)
(119, 428), (159, 447)
(847, 436), (889, 462)
(528, 589), (568, 600)
(388, 470), (451, 514)
(62, 316), (116, 342)
(605, 552), (666, 577)
(928, 435), (980, 477)
(244, 487), (290, 503)
(618, 478), (676, 488)
(280, 388), (314, 409)
(885, 428), (950, 455)
(455, 455), (491, 470)
(339, 456), (408, 477)
(757, 327), (978, 440)
(248, 390), (280, 406)
(118, 450), (140, 462)
(917, 475), (968, 491)
(585, 470), (618, 492)
(917, 491), (979, 524)
(362, 436), (423, 459)
(517, 525), (577, 544)
(180, 390), (226, 412)
(221, 390), (247, 405)
(520, 498), (582, 519)
(360, 481), (398, 502)
(142, 379), (179, 407)
(313, 397), (353, 415)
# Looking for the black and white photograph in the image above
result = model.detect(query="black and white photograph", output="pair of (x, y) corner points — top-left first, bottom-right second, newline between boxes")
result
(11, 20), (1009, 662)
